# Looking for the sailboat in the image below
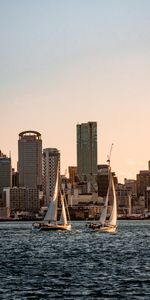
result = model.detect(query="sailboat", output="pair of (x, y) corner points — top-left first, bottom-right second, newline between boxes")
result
(32, 171), (71, 231)
(87, 145), (117, 233)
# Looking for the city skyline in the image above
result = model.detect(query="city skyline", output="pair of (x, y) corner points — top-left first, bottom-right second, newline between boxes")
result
(0, 1), (150, 183)
(1, 126), (150, 184)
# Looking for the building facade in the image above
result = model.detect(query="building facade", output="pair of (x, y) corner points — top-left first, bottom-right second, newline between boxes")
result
(3, 187), (40, 213)
(77, 121), (97, 188)
(18, 131), (42, 189)
(68, 166), (77, 188)
(42, 148), (60, 205)
(136, 170), (150, 197)
(0, 156), (12, 200)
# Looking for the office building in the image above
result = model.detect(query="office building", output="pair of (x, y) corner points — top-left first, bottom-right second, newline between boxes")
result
(77, 121), (97, 188)
(0, 156), (12, 200)
(42, 148), (60, 205)
(18, 131), (42, 189)
(97, 164), (109, 197)
(3, 187), (40, 212)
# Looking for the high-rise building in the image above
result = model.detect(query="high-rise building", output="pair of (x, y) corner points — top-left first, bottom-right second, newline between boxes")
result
(18, 131), (42, 189)
(77, 122), (97, 186)
(42, 148), (60, 205)
(0, 156), (12, 200)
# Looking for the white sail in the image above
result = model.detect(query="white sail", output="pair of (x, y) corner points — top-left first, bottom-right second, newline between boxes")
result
(108, 178), (117, 226)
(86, 145), (117, 233)
(99, 174), (112, 225)
(59, 194), (68, 225)
(44, 171), (58, 222)
(32, 166), (72, 231)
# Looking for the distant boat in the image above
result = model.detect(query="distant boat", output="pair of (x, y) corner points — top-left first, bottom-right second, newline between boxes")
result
(87, 145), (117, 233)
(32, 170), (71, 231)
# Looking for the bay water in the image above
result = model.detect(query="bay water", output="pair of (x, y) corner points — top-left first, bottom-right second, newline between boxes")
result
(0, 220), (150, 299)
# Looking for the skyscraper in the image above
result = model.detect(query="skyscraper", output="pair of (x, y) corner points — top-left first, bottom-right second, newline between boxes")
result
(0, 155), (12, 200)
(77, 122), (97, 186)
(18, 131), (42, 189)
(42, 148), (60, 205)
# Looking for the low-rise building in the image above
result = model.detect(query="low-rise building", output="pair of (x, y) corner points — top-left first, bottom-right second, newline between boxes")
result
(3, 187), (40, 214)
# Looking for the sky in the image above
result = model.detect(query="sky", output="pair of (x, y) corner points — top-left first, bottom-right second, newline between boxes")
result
(0, 0), (150, 183)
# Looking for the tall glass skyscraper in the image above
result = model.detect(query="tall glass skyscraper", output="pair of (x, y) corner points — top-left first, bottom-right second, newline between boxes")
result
(77, 122), (97, 185)
(18, 131), (42, 189)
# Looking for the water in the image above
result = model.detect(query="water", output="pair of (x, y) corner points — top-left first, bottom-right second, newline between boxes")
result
(0, 221), (150, 300)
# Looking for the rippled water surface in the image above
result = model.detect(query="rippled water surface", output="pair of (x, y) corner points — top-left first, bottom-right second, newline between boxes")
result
(0, 220), (150, 299)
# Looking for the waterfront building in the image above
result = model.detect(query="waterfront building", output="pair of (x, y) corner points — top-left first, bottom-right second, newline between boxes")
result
(76, 121), (97, 191)
(42, 148), (60, 205)
(116, 183), (131, 215)
(18, 131), (42, 189)
(3, 187), (40, 213)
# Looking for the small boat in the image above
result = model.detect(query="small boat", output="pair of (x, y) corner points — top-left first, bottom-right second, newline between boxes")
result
(32, 170), (71, 231)
(87, 144), (117, 233)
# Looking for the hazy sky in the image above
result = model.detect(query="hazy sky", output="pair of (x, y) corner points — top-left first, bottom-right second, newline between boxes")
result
(0, 0), (150, 182)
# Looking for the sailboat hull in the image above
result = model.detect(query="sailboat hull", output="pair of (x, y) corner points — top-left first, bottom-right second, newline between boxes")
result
(32, 222), (71, 231)
(89, 159), (117, 234)
(86, 222), (117, 233)
(95, 225), (117, 233)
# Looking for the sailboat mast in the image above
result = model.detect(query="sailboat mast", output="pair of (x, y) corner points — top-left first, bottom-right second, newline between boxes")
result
(107, 143), (113, 186)
(107, 143), (113, 167)
(63, 191), (71, 222)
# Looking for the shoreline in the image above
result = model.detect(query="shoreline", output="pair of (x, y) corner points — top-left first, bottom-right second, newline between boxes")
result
(0, 217), (150, 222)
